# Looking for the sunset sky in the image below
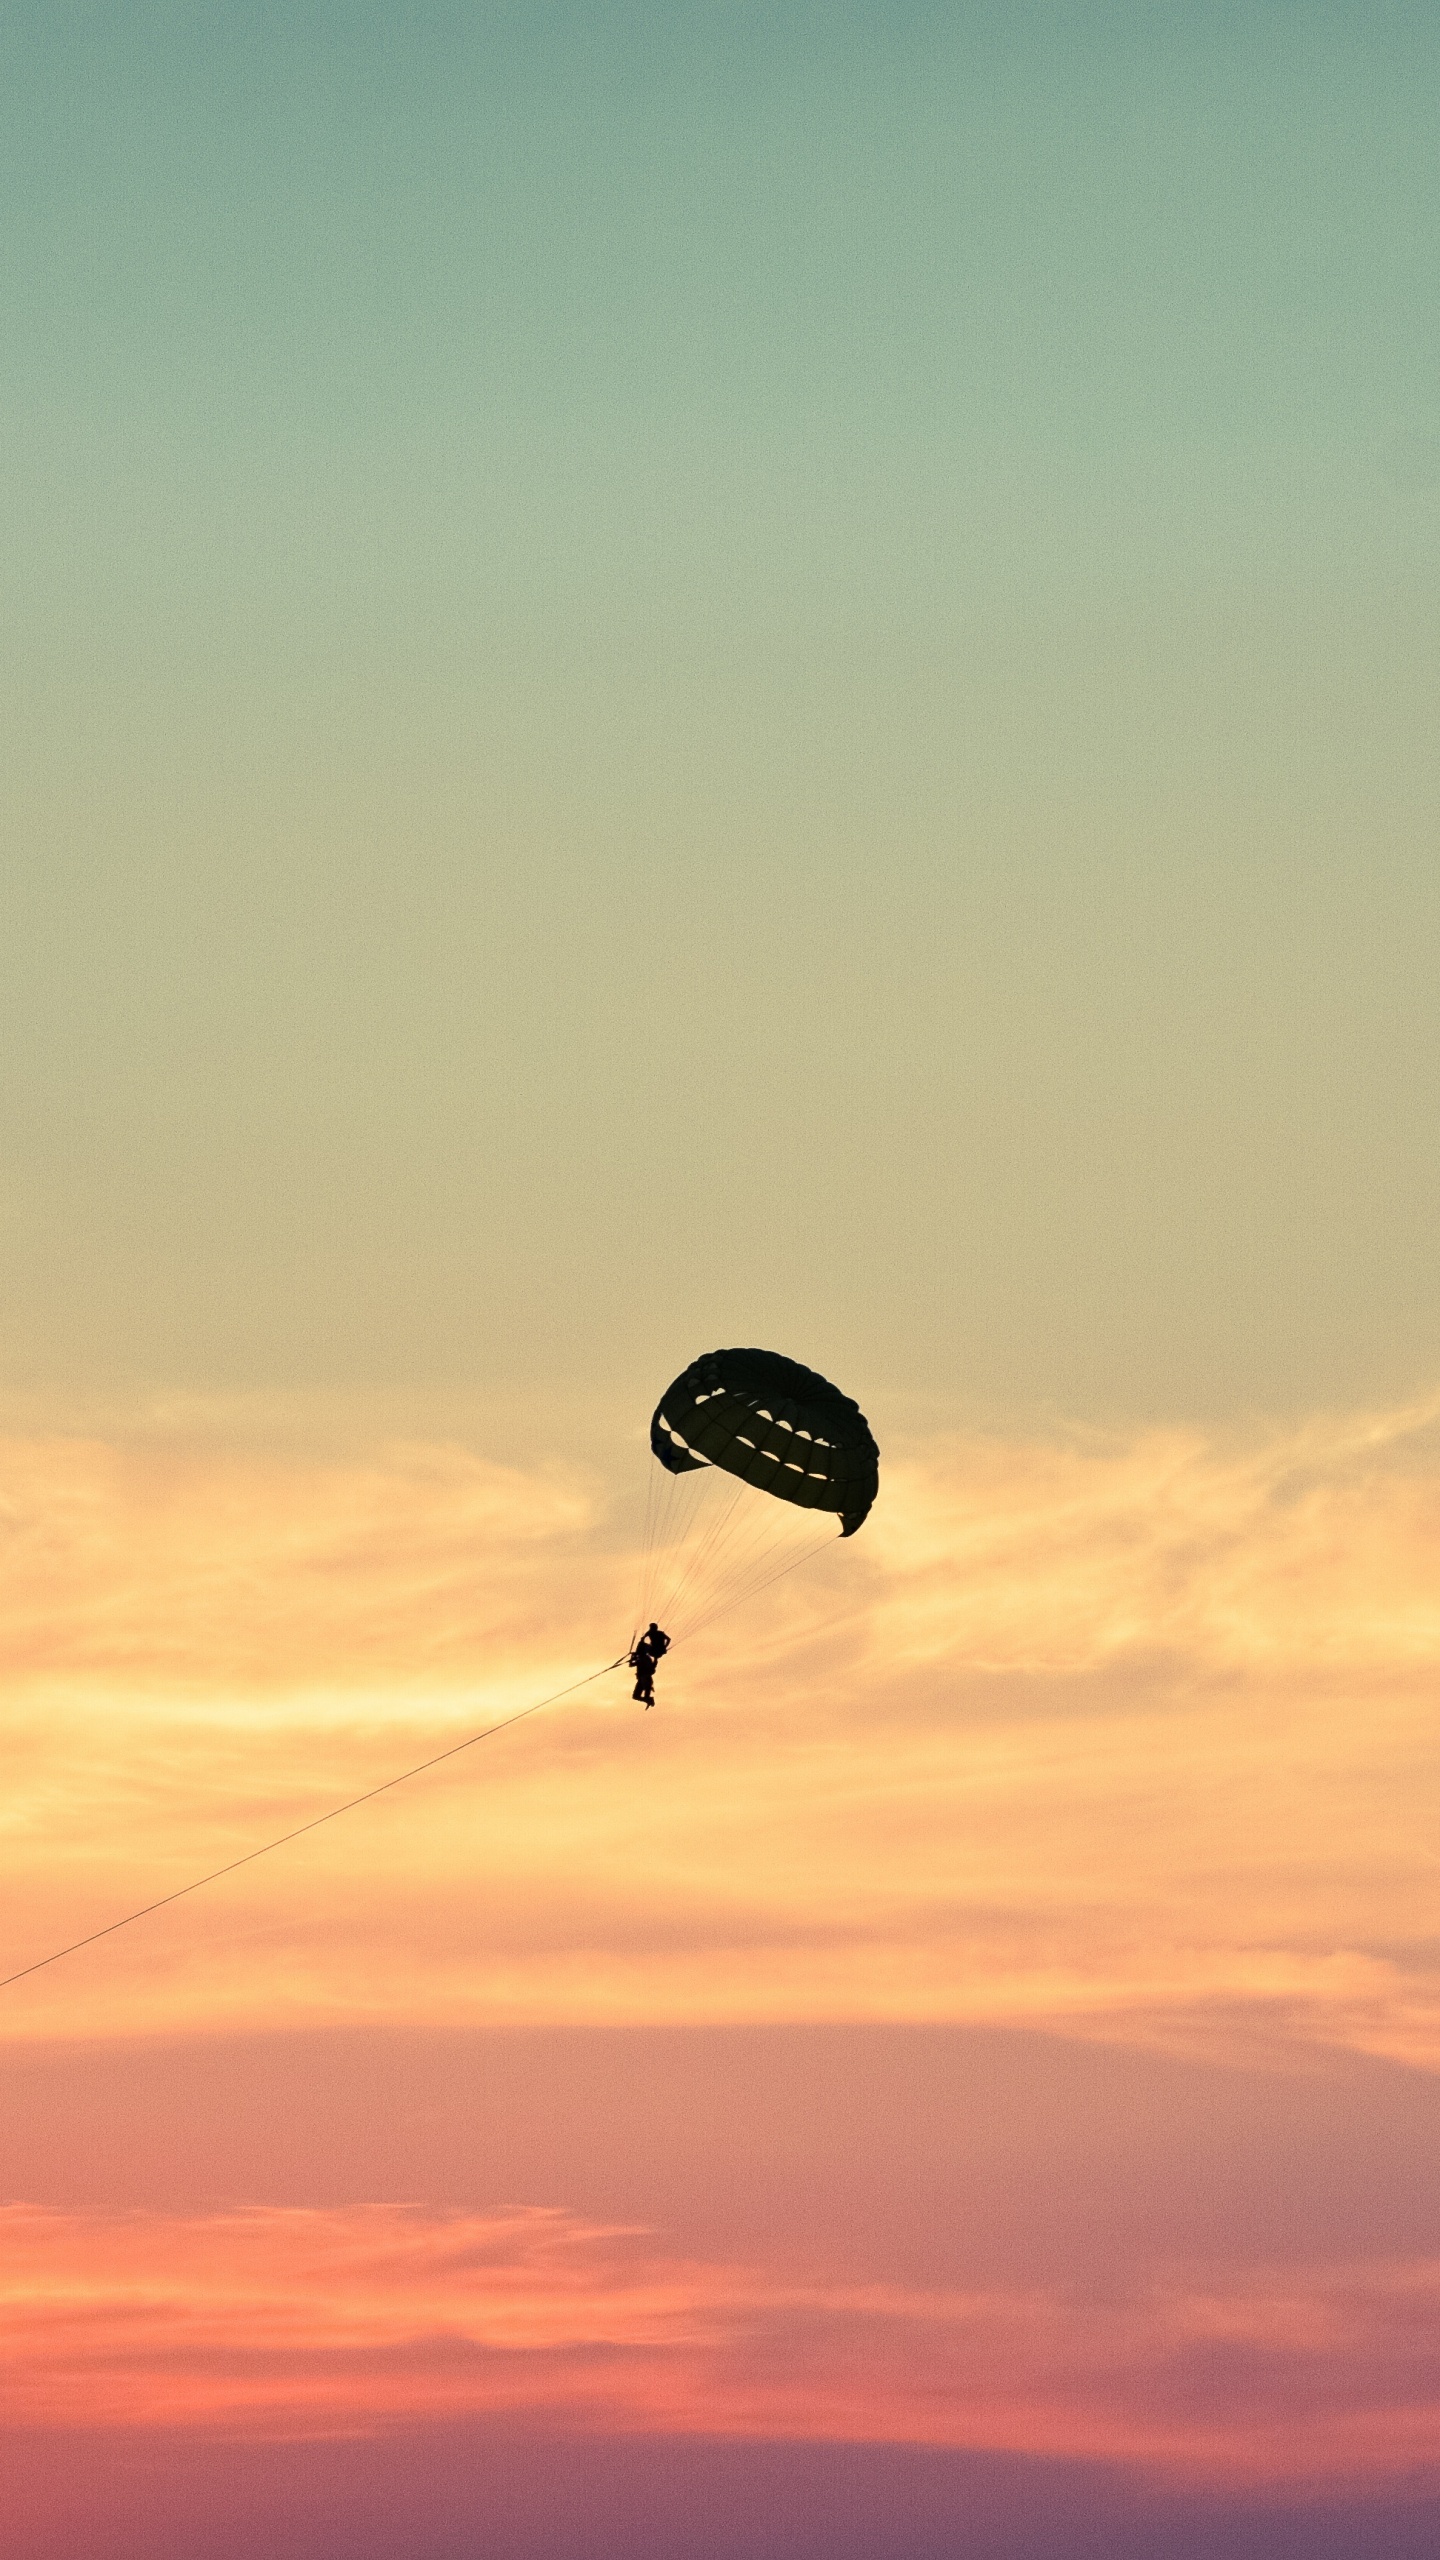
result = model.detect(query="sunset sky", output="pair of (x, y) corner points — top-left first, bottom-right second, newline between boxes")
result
(3, 5), (1440, 2555)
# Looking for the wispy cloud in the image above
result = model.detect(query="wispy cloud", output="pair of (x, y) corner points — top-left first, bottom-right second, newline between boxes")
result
(0, 1431), (600, 1691)
(1, 1401), (1437, 2063)
(2, 2202), (1437, 2487)
(870, 1397), (1440, 1678)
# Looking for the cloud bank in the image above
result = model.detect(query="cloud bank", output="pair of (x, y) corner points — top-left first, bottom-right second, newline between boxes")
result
(4, 2200), (1438, 2489)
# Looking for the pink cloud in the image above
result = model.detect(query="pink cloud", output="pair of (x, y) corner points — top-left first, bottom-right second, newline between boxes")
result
(2, 2202), (1438, 2489)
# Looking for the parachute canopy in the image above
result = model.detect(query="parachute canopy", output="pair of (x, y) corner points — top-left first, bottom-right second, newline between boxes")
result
(650, 1347), (879, 1537)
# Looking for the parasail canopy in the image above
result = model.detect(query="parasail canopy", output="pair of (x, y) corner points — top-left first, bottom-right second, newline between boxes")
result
(650, 1347), (879, 1538)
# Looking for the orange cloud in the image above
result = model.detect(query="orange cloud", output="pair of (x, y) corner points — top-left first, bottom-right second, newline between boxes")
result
(870, 1396), (1440, 1678)
(2, 2203), (1437, 2488)
(1, 1398), (1438, 2067)
(0, 1430), (600, 1691)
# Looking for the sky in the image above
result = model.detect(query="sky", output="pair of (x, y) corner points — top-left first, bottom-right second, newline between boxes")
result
(2, 4), (1439, 2554)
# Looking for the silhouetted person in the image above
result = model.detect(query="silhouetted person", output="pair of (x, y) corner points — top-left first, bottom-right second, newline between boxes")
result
(630, 1622), (671, 1706)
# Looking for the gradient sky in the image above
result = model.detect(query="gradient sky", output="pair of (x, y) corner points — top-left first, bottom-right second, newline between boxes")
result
(3, 6), (1439, 2556)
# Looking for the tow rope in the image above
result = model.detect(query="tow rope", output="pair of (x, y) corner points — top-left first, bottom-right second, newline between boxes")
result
(0, 1653), (630, 1994)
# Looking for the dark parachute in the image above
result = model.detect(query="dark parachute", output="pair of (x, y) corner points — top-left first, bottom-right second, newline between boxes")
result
(650, 1348), (879, 1537)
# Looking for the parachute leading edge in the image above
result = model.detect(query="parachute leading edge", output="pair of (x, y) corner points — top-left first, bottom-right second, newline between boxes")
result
(650, 1347), (879, 1537)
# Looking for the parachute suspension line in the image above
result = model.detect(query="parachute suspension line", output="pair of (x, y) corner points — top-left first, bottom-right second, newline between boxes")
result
(658, 1462), (706, 1599)
(633, 1447), (666, 1644)
(661, 1500), (770, 1633)
(660, 1480), (814, 1641)
(0, 1652), (630, 1998)
(639, 1467), (838, 1651)
(669, 1527), (840, 1646)
(642, 1461), (724, 1631)
(637, 1458), (703, 1633)
(690, 1485), (803, 1603)
(650, 1473), (746, 1628)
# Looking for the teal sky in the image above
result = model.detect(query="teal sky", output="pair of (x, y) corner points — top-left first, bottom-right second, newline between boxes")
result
(4, 2), (1438, 1426)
